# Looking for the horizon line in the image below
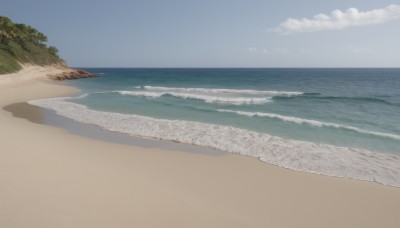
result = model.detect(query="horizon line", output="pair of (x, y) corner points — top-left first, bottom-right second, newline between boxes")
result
(73, 66), (400, 69)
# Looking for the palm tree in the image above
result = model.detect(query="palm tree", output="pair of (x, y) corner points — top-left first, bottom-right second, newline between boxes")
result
(0, 16), (13, 43)
(36, 32), (48, 44)
(14, 23), (28, 43)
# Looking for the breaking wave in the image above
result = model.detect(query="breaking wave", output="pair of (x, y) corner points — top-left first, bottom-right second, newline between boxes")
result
(108, 86), (304, 105)
(217, 109), (400, 141)
(116, 91), (271, 105)
(274, 94), (399, 106)
(135, 85), (303, 97)
(28, 97), (400, 187)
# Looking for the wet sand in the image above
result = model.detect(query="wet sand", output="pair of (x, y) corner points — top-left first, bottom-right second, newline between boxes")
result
(1, 68), (400, 228)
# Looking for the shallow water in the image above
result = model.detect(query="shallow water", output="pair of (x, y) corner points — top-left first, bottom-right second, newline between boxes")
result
(28, 68), (400, 186)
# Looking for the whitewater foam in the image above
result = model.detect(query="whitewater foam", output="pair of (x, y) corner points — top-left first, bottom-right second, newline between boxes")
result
(28, 97), (400, 187)
(115, 85), (303, 105)
(217, 109), (400, 141)
(116, 90), (271, 105)
(136, 85), (303, 97)
(75, 93), (89, 99)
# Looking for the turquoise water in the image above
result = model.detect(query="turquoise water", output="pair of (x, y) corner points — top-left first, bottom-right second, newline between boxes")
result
(67, 68), (400, 154)
(29, 68), (400, 186)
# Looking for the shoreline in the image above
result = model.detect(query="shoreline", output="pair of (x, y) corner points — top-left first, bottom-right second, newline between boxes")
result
(4, 101), (400, 187)
(1, 68), (400, 227)
(3, 102), (227, 156)
(28, 91), (400, 187)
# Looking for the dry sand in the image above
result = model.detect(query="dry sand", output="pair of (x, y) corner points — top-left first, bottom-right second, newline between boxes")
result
(1, 67), (400, 228)
(0, 64), (69, 89)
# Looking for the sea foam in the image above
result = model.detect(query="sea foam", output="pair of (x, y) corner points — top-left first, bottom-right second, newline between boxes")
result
(28, 97), (400, 187)
(217, 109), (400, 141)
(108, 86), (305, 105)
(116, 90), (271, 105)
(136, 85), (303, 97)
(113, 86), (303, 105)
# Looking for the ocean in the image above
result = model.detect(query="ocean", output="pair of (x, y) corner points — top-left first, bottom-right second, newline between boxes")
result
(29, 68), (400, 186)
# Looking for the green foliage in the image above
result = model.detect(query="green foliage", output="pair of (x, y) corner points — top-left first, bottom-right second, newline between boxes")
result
(0, 16), (63, 74)
(48, 46), (59, 55)
(0, 49), (21, 74)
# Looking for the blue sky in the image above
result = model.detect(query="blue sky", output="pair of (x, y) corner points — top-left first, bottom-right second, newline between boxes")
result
(1, 0), (400, 67)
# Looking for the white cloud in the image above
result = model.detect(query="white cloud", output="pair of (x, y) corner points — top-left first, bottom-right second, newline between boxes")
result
(246, 47), (289, 55)
(272, 4), (400, 34)
(261, 48), (269, 54)
(247, 47), (258, 53)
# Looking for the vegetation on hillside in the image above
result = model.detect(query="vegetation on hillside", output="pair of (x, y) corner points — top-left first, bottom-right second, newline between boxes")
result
(0, 16), (64, 74)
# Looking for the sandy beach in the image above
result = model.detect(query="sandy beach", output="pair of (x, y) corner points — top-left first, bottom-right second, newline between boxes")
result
(1, 67), (400, 228)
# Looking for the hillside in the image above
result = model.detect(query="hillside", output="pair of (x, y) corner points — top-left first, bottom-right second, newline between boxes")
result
(0, 16), (64, 74)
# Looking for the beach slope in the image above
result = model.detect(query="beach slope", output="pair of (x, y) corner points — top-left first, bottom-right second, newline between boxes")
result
(0, 68), (400, 228)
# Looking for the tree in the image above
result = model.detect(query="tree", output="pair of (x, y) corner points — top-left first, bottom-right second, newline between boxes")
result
(0, 15), (63, 73)
(48, 46), (58, 56)
(0, 16), (13, 43)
